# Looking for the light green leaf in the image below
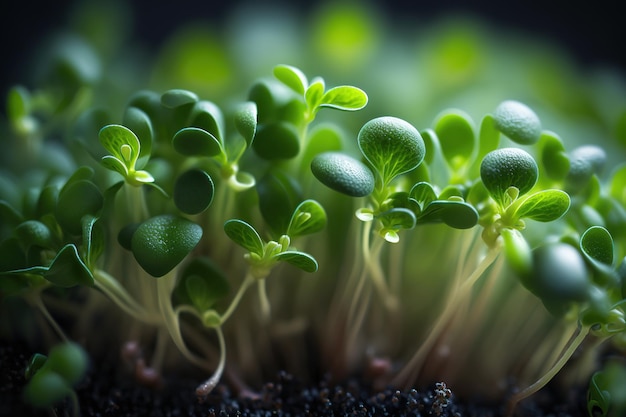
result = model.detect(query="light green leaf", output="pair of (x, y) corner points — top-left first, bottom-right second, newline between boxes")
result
(123, 106), (153, 169)
(320, 85), (368, 111)
(287, 199), (327, 238)
(493, 100), (542, 145)
(160, 88), (199, 108)
(512, 189), (570, 222)
(305, 78), (325, 112)
(273, 64), (308, 95)
(433, 109), (475, 171)
(224, 219), (264, 256)
(537, 131), (570, 181)
(99, 124), (141, 169)
(100, 156), (128, 177)
(7, 85), (30, 122)
(358, 116), (425, 185)
(501, 227), (531, 276)
(468, 114), (500, 179)
(274, 250), (318, 273)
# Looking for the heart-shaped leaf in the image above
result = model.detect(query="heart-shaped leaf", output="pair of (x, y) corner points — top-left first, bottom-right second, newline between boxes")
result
(358, 116), (425, 186)
(224, 219), (264, 256)
(409, 182), (438, 209)
(172, 127), (223, 157)
(45, 244), (94, 287)
(510, 189), (570, 222)
(234, 101), (257, 147)
(273, 64), (308, 95)
(320, 85), (368, 111)
(311, 151), (375, 197)
(274, 250), (318, 273)
(131, 215), (203, 277)
(173, 169), (215, 215)
(287, 199), (327, 238)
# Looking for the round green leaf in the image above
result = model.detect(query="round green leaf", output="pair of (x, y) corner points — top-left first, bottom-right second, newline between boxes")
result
(480, 147), (538, 206)
(566, 145), (607, 189)
(493, 100), (542, 145)
(234, 101), (257, 147)
(580, 226), (614, 266)
(252, 122), (300, 160)
(433, 109), (475, 171)
(24, 370), (70, 408)
(173, 169), (215, 215)
(131, 215), (203, 277)
(274, 250), (318, 273)
(46, 342), (88, 386)
(520, 242), (591, 317)
(537, 131), (570, 181)
(287, 199), (327, 238)
(311, 151), (375, 197)
(501, 227), (532, 276)
(418, 200), (479, 229)
(223, 219), (264, 256)
(15, 220), (53, 250)
(320, 85), (368, 111)
(273, 64), (308, 95)
(357, 116), (425, 185)
(300, 123), (343, 171)
(160, 88), (199, 108)
(172, 127), (223, 157)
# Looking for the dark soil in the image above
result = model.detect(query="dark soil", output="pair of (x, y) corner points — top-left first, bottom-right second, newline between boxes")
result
(1, 340), (588, 417)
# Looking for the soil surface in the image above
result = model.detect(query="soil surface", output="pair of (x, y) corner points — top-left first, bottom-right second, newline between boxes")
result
(1, 340), (588, 417)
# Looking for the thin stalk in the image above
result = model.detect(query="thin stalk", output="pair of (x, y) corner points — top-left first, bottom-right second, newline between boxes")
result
(257, 279), (271, 323)
(220, 273), (254, 325)
(506, 324), (591, 416)
(29, 294), (68, 342)
(195, 325), (227, 398)
(393, 241), (502, 387)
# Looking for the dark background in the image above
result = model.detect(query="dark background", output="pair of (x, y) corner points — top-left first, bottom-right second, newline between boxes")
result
(1, 0), (625, 98)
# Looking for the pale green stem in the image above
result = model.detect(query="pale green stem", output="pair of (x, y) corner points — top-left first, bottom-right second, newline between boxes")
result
(393, 242), (502, 387)
(195, 325), (226, 398)
(506, 324), (591, 417)
(219, 273), (255, 325)
(156, 271), (211, 370)
(93, 269), (160, 325)
(257, 279), (271, 323)
(29, 294), (68, 343)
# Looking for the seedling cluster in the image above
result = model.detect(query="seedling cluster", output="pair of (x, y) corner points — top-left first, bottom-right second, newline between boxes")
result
(1, 3), (626, 416)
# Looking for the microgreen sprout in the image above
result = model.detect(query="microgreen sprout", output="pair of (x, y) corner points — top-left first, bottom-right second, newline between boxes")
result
(2, 14), (626, 417)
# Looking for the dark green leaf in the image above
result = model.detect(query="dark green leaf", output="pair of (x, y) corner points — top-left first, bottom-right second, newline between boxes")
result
(46, 342), (88, 386)
(172, 127), (223, 157)
(252, 122), (300, 160)
(173, 169), (214, 215)
(493, 100), (542, 145)
(256, 171), (303, 234)
(580, 226), (614, 266)
(311, 152), (374, 197)
(131, 215), (203, 277)
(418, 200), (478, 229)
(45, 244), (94, 287)
(175, 257), (229, 311)
(189, 100), (224, 141)
(55, 180), (103, 235)
(24, 370), (70, 408)
(15, 220), (53, 250)
(223, 219), (264, 256)
(480, 147), (538, 206)
(409, 182), (438, 209)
